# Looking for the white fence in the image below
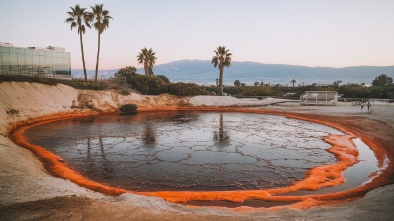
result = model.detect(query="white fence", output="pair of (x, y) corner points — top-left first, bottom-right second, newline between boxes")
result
(300, 91), (338, 106)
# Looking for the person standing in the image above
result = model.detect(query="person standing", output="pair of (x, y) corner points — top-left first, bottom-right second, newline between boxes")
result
(361, 102), (364, 112)
(367, 101), (371, 113)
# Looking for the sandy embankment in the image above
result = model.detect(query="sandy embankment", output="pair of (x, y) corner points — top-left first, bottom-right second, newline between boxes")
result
(0, 82), (393, 220)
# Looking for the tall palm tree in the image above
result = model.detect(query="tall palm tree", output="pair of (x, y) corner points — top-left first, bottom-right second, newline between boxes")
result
(65, 4), (91, 81)
(291, 79), (296, 88)
(211, 46), (232, 96)
(137, 47), (157, 76)
(89, 4), (113, 81)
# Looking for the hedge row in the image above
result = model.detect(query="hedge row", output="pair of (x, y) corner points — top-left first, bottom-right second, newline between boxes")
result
(125, 73), (209, 96)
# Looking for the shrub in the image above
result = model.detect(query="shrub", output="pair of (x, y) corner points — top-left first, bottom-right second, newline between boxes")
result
(119, 104), (138, 113)
(128, 74), (167, 95)
(156, 75), (170, 83)
(63, 81), (108, 90)
(242, 86), (274, 96)
(6, 108), (19, 115)
(164, 82), (210, 96)
(120, 89), (131, 95)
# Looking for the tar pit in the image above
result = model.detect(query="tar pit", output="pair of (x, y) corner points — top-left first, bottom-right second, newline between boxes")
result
(21, 111), (380, 208)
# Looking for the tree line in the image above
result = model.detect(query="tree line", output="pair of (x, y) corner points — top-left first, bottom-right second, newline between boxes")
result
(202, 74), (394, 99)
(66, 5), (392, 99)
(66, 4), (231, 96)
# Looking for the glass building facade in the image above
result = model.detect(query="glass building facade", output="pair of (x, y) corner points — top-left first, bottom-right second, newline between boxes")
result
(0, 45), (71, 76)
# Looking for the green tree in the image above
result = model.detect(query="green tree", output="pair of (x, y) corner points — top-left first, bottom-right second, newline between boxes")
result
(65, 4), (91, 81)
(126, 73), (166, 95)
(114, 66), (137, 86)
(211, 46), (232, 96)
(333, 80), (342, 87)
(89, 4), (113, 81)
(115, 66), (137, 77)
(234, 80), (241, 86)
(137, 47), (157, 76)
(372, 74), (393, 87)
(291, 79), (296, 88)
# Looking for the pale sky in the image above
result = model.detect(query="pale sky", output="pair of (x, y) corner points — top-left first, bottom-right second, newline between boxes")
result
(1, 0), (393, 70)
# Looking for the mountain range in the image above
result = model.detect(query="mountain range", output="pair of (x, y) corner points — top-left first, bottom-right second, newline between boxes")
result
(71, 60), (394, 86)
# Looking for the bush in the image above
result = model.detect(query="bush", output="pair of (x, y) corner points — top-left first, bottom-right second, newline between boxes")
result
(124, 73), (209, 96)
(241, 86), (274, 96)
(0, 75), (110, 90)
(0, 75), (58, 85)
(164, 82), (210, 96)
(120, 89), (131, 95)
(63, 81), (108, 90)
(156, 75), (170, 84)
(119, 104), (138, 113)
(128, 74), (167, 95)
(6, 108), (19, 115)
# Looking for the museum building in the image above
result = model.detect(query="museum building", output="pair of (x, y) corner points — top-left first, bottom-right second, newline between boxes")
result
(0, 42), (71, 77)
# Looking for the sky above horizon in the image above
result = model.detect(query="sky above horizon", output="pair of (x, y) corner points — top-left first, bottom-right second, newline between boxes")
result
(1, 0), (393, 70)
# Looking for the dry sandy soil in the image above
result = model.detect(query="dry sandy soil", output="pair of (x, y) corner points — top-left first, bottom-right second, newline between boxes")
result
(0, 82), (393, 221)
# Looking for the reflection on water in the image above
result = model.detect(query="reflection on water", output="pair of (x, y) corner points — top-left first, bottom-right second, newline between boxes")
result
(142, 123), (156, 145)
(213, 113), (230, 144)
(25, 111), (343, 192)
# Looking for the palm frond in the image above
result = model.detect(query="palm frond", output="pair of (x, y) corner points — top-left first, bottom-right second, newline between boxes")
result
(212, 46), (232, 68)
(89, 4), (112, 34)
(65, 17), (74, 23)
(66, 4), (91, 34)
(70, 22), (77, 31)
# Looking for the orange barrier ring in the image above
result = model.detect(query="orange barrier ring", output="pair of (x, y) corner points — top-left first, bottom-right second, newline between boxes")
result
(8, 107), (394, 211)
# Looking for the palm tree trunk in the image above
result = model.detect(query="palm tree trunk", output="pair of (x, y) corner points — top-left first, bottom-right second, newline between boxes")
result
(95, 32), (101, 82)
(144, 63), (148, 76)
(79, 31), (87, 81)
(219, 65), (224, 96)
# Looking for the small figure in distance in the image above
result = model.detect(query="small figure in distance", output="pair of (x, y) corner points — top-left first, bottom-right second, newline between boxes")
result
(361, 102), (364, 112)
(367, 101), (371, 113)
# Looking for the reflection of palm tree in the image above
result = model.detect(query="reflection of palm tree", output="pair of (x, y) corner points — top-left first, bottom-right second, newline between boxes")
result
(143, 123), (156, 145)
(85, 137), (113, 177)
(85, 137), (94, 173)
(213, 114), (230, 143)
(99, 136), (113, 178)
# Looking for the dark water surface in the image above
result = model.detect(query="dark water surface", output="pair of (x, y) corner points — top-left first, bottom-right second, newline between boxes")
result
(25, 111), (342, 192)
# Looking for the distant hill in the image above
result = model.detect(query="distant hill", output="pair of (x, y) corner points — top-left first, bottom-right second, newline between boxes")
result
(71, 69), (119, 80)
(72, 60), (394, 86)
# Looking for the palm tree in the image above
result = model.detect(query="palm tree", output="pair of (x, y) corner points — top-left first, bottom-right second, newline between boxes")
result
(89, 4), (113, 81)
(211, 46), (232, 96)
(137, 47), (157, 76)
(65, 4), (91, 81)
(291, 79), (296, 88)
